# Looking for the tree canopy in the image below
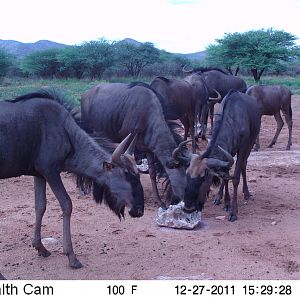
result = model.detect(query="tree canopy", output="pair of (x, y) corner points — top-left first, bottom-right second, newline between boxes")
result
(0, 48), (15, 78)
(205, 28), (300, 81)
(114, 41), (161, 77)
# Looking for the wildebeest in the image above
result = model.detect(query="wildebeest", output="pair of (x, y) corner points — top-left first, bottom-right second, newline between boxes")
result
(150, 75), (221, 151)
(183, 73), (221, 140)
(183, 90), (261, 221)
(80, 82), (188, 208)
(246, 85), (292, 150)
(0, 90), (144, 275)
(183, 67), (247, 135)
(150, 76), (198, 152)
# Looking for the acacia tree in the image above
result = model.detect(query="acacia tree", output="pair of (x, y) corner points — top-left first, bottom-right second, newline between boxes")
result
(21, 48), (64, 78)
(205, 33), (243, 75)
(114, 41), (161, 77)
(0, 48), (15, 78)
(206, 28), (299, 81)
(58, 38), (115, 79)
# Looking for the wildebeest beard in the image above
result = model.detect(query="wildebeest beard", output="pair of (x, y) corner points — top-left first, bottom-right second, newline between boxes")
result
(92, 183), (125, 220)
(184, 173), (221, 212)
(92, 172), (144, 220)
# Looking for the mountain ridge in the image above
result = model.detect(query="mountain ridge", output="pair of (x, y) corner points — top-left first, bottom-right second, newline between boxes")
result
(0, 38), (205, 61)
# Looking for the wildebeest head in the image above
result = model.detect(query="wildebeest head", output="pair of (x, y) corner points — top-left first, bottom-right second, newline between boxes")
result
(93, 134), (144, 219)
(183, 146), (234, 213)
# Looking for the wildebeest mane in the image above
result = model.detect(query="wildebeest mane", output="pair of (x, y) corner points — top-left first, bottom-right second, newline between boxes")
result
(155, 76), (171, 84)
(194, 67), (229, 75)
(202, 89), (237, 158)
(7, 88), (76, 112)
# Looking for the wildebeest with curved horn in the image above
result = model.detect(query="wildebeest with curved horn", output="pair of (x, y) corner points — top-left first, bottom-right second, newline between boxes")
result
(183, 66), (247, 136)
(246, 84), (292, 150)
(80, 82), (188, 208)
(0, 90), (144, 277)
(183, 90), (261, 221)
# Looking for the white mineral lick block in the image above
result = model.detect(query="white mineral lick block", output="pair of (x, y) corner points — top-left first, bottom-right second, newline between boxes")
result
(156, 201), (201, 229)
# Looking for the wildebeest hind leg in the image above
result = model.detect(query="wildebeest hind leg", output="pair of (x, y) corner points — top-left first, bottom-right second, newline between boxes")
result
(32, 176), (51, 258)
(45, 172), (83, 269)
(268, 113), (284, 148)
(282, 108), (292, 150)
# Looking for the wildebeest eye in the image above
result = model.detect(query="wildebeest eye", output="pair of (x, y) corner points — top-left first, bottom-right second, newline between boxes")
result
(103, 161), (115, 171)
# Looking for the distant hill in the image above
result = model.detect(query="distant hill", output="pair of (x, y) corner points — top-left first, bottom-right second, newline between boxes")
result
(0, 39), (68, 58)
(174, 51), (206, 61)
(120, 38), (206, 61)
(0, 38), (205, 61)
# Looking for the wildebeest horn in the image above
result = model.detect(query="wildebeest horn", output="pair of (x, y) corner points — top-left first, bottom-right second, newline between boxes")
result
(125, 134), (138, 156)
(111, 133), (132, 165)
(172, 140), (192, 161)
(182, 64), (194, 73)
(217, 145), (234, 167)
(206, 158), (230, 168)
(208, 89), (222, 102)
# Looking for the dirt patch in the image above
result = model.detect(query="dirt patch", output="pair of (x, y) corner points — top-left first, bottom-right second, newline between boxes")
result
(1, 96), (300, 280)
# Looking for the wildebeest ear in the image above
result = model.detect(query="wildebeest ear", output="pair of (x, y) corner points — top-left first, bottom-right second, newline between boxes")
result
(103, 161), (114, 171)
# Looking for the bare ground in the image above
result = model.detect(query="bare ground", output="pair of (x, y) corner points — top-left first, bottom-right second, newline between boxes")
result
(1, 96), (300, 280)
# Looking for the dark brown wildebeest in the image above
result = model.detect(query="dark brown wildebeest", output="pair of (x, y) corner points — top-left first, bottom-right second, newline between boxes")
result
(183, 90), (261, 222)
(246, 84), (292, 150)
(183, 73), (221, 140)
(150, 76), (221, 152)
(80, 82), (188, 208)
(183, 67), (247, 136)
(150, 76), (198, 152)
(0, 90), (144, 277)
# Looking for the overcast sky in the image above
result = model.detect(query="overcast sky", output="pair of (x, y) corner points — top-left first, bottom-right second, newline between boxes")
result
(1, 0), (300, 53)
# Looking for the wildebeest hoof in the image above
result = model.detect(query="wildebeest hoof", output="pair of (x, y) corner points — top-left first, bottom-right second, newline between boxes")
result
(38, 249), (51, 257)
(228, 214), (237, 222)
(70, 259), (83, 269)
(244, 193), (253, 201)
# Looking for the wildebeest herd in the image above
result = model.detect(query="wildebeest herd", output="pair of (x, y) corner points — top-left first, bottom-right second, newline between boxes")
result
(0, 67), (293, 279)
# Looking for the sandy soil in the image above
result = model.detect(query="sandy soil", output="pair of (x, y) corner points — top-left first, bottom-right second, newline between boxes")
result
(1, 96), (300, 280)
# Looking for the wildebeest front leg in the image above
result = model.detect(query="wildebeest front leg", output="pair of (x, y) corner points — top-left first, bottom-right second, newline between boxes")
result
(229, 176), (239, 222)
(253, 132), (261, 151)
(268, 112), (284, 148)
(146, 153), (166, 209)
(45, 172), (83, 269)
(242, 166), (252, 200)
(32, 176), (51, 257)
(223, 180), (231, 212)
(213, 181), (224, 205)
